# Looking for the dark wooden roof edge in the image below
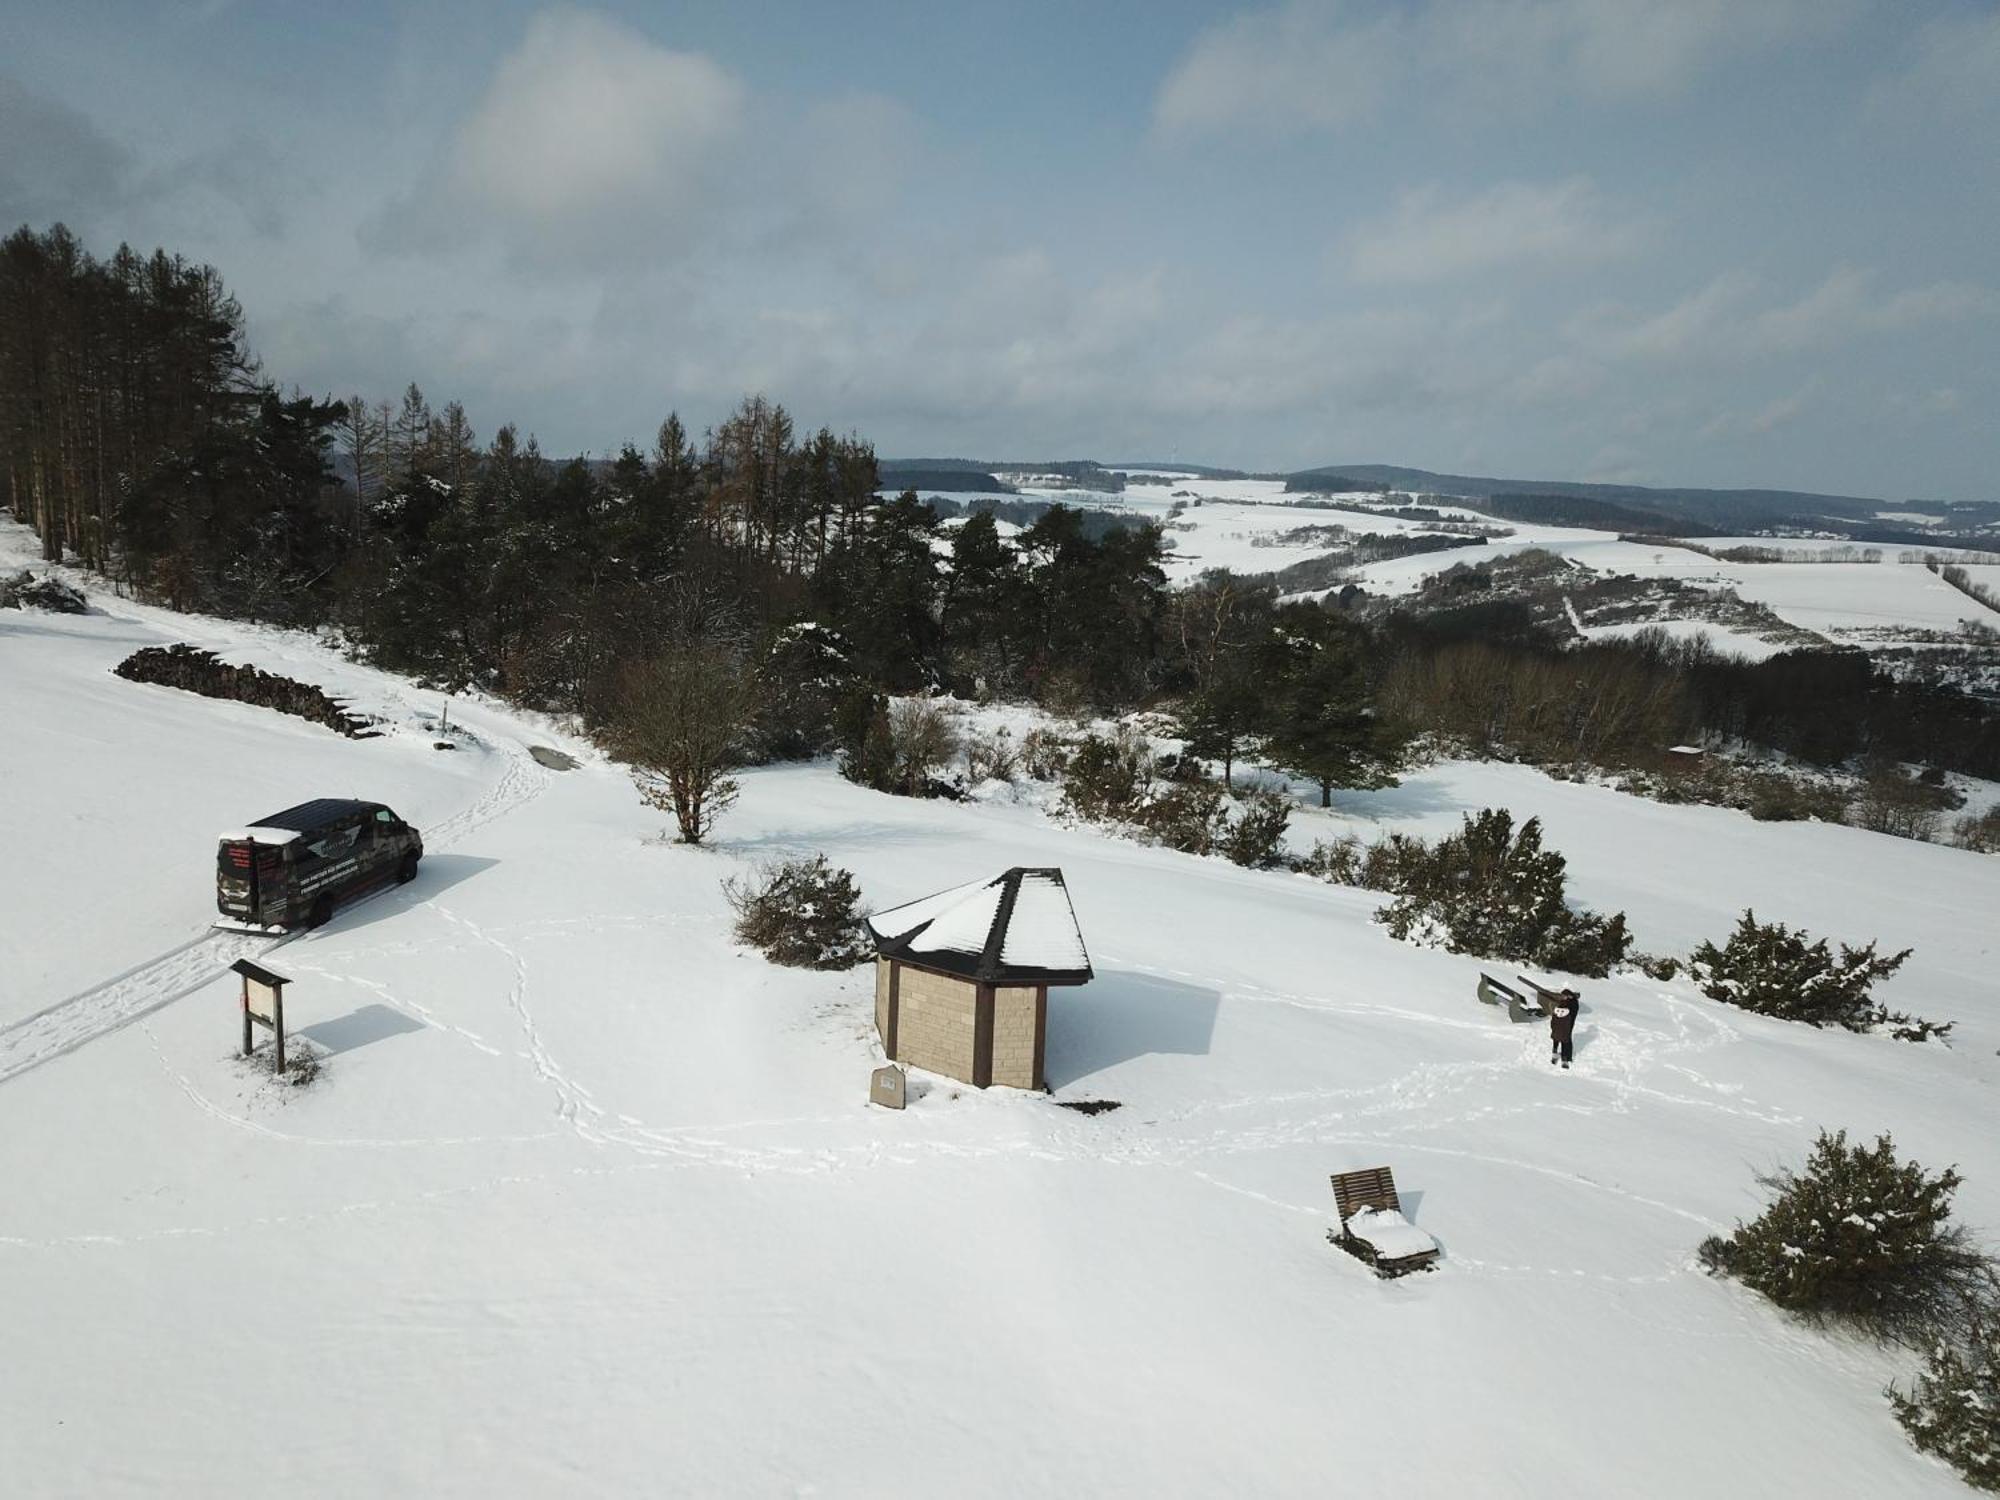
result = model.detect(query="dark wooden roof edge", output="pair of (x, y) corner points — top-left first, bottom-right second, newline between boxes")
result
(871, 867), (1090, 986)
(883, 951), (1093, 988)
(977, 867), (1027, 978)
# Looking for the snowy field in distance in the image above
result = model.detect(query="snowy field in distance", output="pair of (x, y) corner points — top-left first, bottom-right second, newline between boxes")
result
(986, 475), (2000, 644)
(3, 521), (1999, 1496)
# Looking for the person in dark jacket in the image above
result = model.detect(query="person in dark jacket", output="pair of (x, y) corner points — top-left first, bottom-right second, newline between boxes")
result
(1550, 989), (1580, 1068)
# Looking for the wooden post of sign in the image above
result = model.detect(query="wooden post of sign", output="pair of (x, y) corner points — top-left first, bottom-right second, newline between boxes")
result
(232, 959), (289, 1074)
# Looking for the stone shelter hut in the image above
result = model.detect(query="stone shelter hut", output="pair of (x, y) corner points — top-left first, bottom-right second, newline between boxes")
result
(866, 867), (1092, 1090)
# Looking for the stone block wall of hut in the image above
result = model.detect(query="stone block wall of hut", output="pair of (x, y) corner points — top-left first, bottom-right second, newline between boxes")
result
(892, 964), (979, 1082)
(991, 985), (1039, 1089)
(874, 958), (893, 1050)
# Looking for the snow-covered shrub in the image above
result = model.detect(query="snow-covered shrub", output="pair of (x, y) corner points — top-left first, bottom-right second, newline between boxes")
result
(837, 695), (962, 798)
(887, 699), (961, 795)
(1687, 911), (1939, 1037)
(1951, 807), (2000, 854)
(1058, 734), (1292, 869)
(836, 690), (897, 791)
(722, 855), (869, 970)
(1890, 1321), (2000, 1491)
(1700, 1130), (1996, 1343)
(1296, 835), (1366, 884)
(1629, 951), (1683, 981)
(1374, 809), (1633, 978)
(962, 727), (1020, 784)
(1745, 771), (1850, 825)
(1059, 728), (1154, 822)
(1021, 727), (1073, 782)
(1296, 829), (1456, 892)
(1220, 789), (1292, 869)
(1853, 764), (1958, 842)
(1132, 780), (1227, 854)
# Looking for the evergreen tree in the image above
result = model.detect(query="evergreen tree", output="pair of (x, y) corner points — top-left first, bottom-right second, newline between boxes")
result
(815, 491), (943, 690)
(941, 509), (1021, 694)
(1689, 912), (1917, 1033)
(1376, 809), (1633, 976)
(1890, 1321), (2000, 1490)
(1265, 606), (1405, 806)
(1701, 1130), (1995, 1341)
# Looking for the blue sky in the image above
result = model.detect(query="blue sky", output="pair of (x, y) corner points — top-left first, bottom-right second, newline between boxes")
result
(2, 1), (1995, 497)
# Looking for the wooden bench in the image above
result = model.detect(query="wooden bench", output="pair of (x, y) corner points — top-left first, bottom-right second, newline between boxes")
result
(1477, 971), (1544, 1023)
(1327, 1166), (1440, 1277)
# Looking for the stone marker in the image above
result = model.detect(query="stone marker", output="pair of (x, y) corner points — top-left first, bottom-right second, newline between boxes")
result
(870, 1064), (906, 1110)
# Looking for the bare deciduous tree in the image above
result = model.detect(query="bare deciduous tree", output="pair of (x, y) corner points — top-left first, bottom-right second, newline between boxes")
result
(339, 394), (386, 538)
(606, 590), (761, 845)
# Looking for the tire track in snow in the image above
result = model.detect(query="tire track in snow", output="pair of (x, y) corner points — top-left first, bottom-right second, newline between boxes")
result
(0, 734), (549, 1087)
(0, 928), (299, 1086)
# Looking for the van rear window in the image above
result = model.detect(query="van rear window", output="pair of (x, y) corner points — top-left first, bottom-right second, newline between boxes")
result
(220, 842), (283, 873)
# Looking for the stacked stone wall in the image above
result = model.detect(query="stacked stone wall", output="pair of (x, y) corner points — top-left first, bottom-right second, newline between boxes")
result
(893, 964), (977, 1081)
(990, 985), (1040, 1089)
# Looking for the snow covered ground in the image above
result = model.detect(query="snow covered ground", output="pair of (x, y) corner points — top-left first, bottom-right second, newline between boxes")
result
(4, 528), (1999, 1496)
(993, 475), (2000, 647)
(1575, 617), (1791, 661)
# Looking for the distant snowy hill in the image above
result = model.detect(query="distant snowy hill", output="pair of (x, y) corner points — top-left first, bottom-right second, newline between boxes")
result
(1285, 463), (2000, 539)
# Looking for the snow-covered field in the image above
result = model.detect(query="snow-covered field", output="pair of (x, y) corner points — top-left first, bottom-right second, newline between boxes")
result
(1576, 617), (1791, 661)
(985, 475), (2000, 647)
(4, 525), (1999, 1495)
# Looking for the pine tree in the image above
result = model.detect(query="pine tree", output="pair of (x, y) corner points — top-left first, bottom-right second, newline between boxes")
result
(1689, 911), (1916, 1033)
(1701, 1130), (1995, 1342)
(1890, 1321), (2000, 1490)
(389, 382), (433, 476)
(339, 393), (386, 539)
(722, 855), (869, 969)
(941, 509), (1020, 693)
(1375, 809), (1632, 975)
(1265, 606), (1405, 807)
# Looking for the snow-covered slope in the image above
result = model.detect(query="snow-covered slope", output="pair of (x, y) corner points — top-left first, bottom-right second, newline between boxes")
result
(3, 534), (1998, 1497)
(1031, 476), (2000, 648)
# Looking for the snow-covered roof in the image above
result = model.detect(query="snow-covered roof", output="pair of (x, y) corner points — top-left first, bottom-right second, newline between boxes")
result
(866, 867), (1093, 986)
(218, 826), (302, 846)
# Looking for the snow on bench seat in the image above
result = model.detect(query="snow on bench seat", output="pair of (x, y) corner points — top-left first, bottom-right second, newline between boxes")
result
(1343, 1206), (1438, 1259)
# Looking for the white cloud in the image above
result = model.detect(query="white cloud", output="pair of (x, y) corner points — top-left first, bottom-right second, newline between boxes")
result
(1154, 2), (1397, 138)
(1699, 386), (1811, 442)
(1888, 387), (1963, 421)
(1154, 0), (1843, 139)
(1572, 267), (2000, 364)
(1870, 8), (2000, 120)
(1346, 177), (1634, 283)
(370, 8), (746, 269)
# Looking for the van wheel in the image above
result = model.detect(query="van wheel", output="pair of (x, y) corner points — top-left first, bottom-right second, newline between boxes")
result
(307, 895), (334, 929)
(397, 853), (420, 886)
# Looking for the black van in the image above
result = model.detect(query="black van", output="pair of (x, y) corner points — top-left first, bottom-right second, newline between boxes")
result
(217, 799), (423, 930)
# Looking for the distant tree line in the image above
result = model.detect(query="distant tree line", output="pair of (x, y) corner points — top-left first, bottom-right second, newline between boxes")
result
(1376, 603), (2000, 779)
(8, 223), (1998, 823)
(0, 224), (345, 618)
(1468, 491), (1712, 536)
